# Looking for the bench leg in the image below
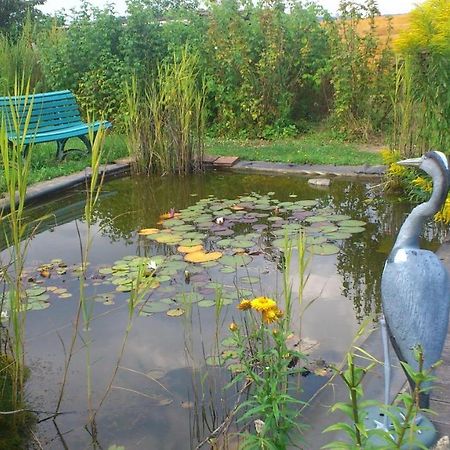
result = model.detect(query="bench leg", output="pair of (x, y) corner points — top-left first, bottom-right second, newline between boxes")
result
(78, 134), (92, 154)
(56, 138), (69, 161)
(56, 135), (92, 161)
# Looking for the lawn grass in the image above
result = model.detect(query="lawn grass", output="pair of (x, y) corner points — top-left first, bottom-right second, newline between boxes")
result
(206, 131), (383, 166)
(0, 133), (128, 194)
(1, 130), (383, 195)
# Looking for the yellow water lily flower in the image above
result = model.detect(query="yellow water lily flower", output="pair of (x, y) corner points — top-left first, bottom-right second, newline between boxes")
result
(229, 322), (238, 332)
(250, 296), (277, 312)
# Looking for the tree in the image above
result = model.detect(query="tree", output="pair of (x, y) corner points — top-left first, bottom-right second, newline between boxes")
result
(0, 0), (46, 35)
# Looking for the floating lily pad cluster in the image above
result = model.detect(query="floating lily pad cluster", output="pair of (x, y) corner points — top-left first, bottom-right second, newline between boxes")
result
(3, 192), (366, 315)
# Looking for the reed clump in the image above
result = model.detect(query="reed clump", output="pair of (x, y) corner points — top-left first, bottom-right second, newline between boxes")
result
(391, 0), (450, 157)
(0, 20), (43, 95)
(124, 48), (206, 175)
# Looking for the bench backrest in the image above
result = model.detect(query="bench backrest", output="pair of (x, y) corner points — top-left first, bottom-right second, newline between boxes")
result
(0, 90), (83, 135)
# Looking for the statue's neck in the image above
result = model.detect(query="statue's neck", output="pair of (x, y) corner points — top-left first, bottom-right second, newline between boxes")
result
(393, 183), (445, 251)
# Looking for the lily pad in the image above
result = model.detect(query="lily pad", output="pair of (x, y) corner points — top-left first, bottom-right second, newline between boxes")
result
(338, 220), (366, 227)
(308, 243), (340, 255)
(198, 299), (216, 308)
(185, 251), (223, 263)
(142, 302), (171, 313)
(167, 308), (185, 317)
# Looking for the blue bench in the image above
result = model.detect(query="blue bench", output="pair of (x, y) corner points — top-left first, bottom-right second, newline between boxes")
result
(0, 90), (112, 160)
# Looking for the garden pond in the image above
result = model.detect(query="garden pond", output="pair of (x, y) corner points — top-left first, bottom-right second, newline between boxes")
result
(0, 170), (446, 449)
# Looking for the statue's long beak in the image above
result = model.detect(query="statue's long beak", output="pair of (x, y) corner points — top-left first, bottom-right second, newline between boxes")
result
(397, 157), (423, 167)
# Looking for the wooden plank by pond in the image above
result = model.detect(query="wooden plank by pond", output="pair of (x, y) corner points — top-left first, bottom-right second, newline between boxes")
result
(213, 156), (240, 167)
(430, 241), (450, 435)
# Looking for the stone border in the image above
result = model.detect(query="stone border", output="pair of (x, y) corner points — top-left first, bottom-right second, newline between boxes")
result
(230, 160), (386, 178)
(0, 159), (132, 213)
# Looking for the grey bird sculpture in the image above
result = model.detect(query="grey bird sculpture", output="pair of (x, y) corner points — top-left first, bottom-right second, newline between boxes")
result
(381, 150), (450, 408)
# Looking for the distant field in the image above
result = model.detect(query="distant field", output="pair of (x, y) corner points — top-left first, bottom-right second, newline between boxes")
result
(357, 13), (411, 42)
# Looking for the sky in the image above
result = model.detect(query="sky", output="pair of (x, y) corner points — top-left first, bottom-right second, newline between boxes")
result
(39, 0), (423, 17)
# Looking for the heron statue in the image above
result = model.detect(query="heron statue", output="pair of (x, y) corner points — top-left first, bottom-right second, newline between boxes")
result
(381, 150), (450, 411)
(364, 151), (449, 445)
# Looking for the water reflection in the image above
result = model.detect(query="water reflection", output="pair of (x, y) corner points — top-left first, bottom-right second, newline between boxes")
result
(1, 171), (446, 449)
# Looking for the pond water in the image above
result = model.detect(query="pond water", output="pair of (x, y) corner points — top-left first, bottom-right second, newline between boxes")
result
(1, 171), (446, 449)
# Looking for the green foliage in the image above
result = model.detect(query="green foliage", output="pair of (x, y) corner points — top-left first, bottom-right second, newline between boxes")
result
(124, 49), (206, 174)
(0, 0), (45, 36)
(228, 304), (306, 449)
(391, 0), (450, 156)
(327, 0), (395, 140)
(0, 19), (44, 94)
(38, 5), (128, 121)
(203, 0), (330, 136)
(324, 346), (438, 448)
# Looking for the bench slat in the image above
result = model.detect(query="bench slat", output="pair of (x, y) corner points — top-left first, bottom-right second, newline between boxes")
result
(7, 121), (111, 144)
(0, 90), (112, 160)
(0, 90), (73, 106)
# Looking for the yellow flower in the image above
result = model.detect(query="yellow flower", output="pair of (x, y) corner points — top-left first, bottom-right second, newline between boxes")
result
(262, 309), (278, 324)
(250, 296), (277, 312)
(412, 176), (432, 192)
(229, 322), (238, 332)
(238, 299), (252, 311)
(388, 163), (407, 177)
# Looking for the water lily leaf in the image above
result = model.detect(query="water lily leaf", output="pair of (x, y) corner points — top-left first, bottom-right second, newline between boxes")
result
(339, 226), (365, 234)
(308, 243), (340, 255)
(326, 215), (351, 222)
(142, 302), (170, 313)
(163, 218), (185, 227)
(138, 228), (160, 235)
(59, 293), (72, 299)
(53, 288), (68, 295)
(220, 266), (236, 274)
(26, 287), (46, 297)
(306, 236), (327, 245)
(167, 308), (185, 317)
(296, 200), (318, 208)
(116, 285), (132, 292)
(305, 216), (329, 223)
(198, 300), (216, 308)
(216, 239), (234, 248)
(220, 254), (252, 266)
(319, 225), (338, 233)
(171, 224), (195, 232)
(174, 292), (204, 303)
(178, 239), (203, 247)
(324, 231), (352, 240)
(177, 241), (203, 253)
(28, 293), (50, 302)
(268, 216), (283, 222)
(338, 220), (366, 227)
(272, 238), (298, 249)
(155, 234), (183, 244)
(184, 251), (222, 263)
(230, 240), (254, 249)
(98, 267), (113, 275)
(30, 301), (50, 310)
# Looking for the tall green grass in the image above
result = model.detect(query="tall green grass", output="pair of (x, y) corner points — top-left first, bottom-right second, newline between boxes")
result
(125, 48), (206, 175)
(0, 20), (43, 95)
(0, 79), (34, 421)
